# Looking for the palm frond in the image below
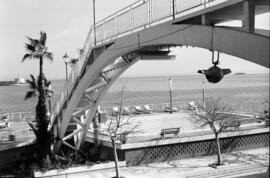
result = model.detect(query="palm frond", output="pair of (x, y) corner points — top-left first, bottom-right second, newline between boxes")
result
(28, 122), (38, 137)
(33, 53), (42, 59)
(30, 74), (36, 83)
(26, 74), (37, 90)
(27, 37), (39, 47)
(24, 91), (36, 100)
(45, 80), (51, 87)
(44, 52), (53, 61)
(25, 43), (36, 53)
(40, 31), (47, 46)
(22, 53), (32, 62)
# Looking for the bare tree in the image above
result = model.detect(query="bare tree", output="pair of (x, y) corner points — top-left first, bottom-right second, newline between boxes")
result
(255, 99), (269, 127)
(102, 89), (139, 178)
(191, 97), (239, 166)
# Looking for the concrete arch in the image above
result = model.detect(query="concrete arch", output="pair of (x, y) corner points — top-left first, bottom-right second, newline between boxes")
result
(55, 23), (269, 151)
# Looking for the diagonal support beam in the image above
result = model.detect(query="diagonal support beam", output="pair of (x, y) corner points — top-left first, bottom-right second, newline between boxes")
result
(102, 61), (128, 74)
(62, 140), (78, 151)
(76, 54), (140, 150)
(85, 80), (107, 93)
(72, 104), (92, 117)
(100, 73), (111, 83)
(72, 117), (86, 128)
(84, 93), (96, 104)
(62, 127), (84, 141)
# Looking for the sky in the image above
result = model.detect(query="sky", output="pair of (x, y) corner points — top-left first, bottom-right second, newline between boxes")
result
(0, 0), (269, 80)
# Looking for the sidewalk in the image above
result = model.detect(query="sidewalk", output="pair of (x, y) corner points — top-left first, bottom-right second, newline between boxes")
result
(67, 147), (269, 178)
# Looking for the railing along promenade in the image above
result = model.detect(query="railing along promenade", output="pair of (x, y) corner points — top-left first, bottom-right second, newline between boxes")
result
(0, 112), (35, 150)
(49, 0), (254, 128)
(0, 111), (34, 122)
(0, 101), (265, 150)
(0, 128), (35, 151)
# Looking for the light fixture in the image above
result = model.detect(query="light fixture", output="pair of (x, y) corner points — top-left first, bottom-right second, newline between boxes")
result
(198, 51), (231, 83)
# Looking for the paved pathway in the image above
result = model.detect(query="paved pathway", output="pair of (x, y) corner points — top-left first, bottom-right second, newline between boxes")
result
(67, 148), (269, 178)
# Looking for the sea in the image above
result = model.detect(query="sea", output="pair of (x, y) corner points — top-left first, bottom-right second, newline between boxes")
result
(0, 74), (269, 114)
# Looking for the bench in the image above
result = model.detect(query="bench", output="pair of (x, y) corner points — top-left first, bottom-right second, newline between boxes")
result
(160, 128), (180, 139)
(224, 121), (241, 132)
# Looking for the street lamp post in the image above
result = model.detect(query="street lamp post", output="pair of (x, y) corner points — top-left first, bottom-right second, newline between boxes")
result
(202, 81), (206, 108)
(47, 83), (52, 117)
(172, 0), (176, 20)
(63, 53), (69, 96)
(169, 77), (173, 114)
(93, 0), (96, 46)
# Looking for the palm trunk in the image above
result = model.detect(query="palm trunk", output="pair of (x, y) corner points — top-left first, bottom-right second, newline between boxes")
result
(39, 57), (45, 104)
(215, 133), (222, 165)
(37, 56), (48, 130)
(112, 138), (120, 178)
(36, 56), (50, 167)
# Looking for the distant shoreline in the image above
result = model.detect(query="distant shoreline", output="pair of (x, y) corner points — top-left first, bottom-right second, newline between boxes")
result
(119, 73), (268, 79)
(5, 72), (267, 81)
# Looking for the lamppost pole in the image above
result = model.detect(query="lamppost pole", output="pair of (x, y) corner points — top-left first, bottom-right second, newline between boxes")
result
(202, 81), (205, 108)
(93, 0), (96, 46)
(47, 83), (52, 118)
(65, 62), (68, 84)
(63, 53), (69, 96)
(172, 0), (175, 20)
(169, 77), (173, 114)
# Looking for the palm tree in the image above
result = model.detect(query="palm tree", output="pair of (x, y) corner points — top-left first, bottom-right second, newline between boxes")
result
(25, 74), (52, 100)
(25, 74), (53, 144)
(22, 31), (54, 168)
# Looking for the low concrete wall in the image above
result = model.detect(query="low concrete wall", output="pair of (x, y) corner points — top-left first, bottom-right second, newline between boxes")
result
(0, 143), (35, 170)
(124, 131), (269, 166)
(34, 161), (126, 178)
(96, 129), (269, 166)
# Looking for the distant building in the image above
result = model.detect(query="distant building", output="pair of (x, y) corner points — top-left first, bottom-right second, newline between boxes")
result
(14, 75), (26, 84)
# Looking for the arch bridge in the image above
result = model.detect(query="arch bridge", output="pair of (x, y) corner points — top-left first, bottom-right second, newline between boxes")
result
(49, 0), (270, 153)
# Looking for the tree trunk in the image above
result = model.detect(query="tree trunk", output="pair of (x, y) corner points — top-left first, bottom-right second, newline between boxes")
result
(94, 113), (100, 147)
(215, 133), (222, 165)
(112, 138), (120, 178)
(36, 56), (51, 167)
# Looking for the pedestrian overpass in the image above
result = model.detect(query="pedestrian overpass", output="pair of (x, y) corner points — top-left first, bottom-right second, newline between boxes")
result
(49, 0), (270, 153)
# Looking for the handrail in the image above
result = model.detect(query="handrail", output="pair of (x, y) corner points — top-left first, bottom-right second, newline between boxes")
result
(95, 0), (145, 26)
(50, 0), (231, 130)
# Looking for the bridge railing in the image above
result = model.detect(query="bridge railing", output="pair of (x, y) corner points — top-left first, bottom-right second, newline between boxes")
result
(50, 0), (231, 127)
(93, 0), (225, 44)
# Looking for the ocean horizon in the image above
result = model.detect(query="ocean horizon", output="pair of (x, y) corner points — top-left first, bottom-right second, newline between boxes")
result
(0, 73), (269, 113)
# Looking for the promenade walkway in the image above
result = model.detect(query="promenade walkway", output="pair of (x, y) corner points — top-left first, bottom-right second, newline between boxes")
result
(65, 148), (269, 178)
(89, 112), (264, 144)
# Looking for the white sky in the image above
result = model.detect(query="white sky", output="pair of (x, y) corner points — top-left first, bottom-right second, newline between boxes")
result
(0, 0), (269, 80)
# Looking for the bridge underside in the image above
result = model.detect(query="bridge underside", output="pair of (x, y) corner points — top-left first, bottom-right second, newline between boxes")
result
(51, 0), (270, 153)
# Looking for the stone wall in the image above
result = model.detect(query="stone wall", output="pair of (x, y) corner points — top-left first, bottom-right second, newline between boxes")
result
(124, 132), (269, 166)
